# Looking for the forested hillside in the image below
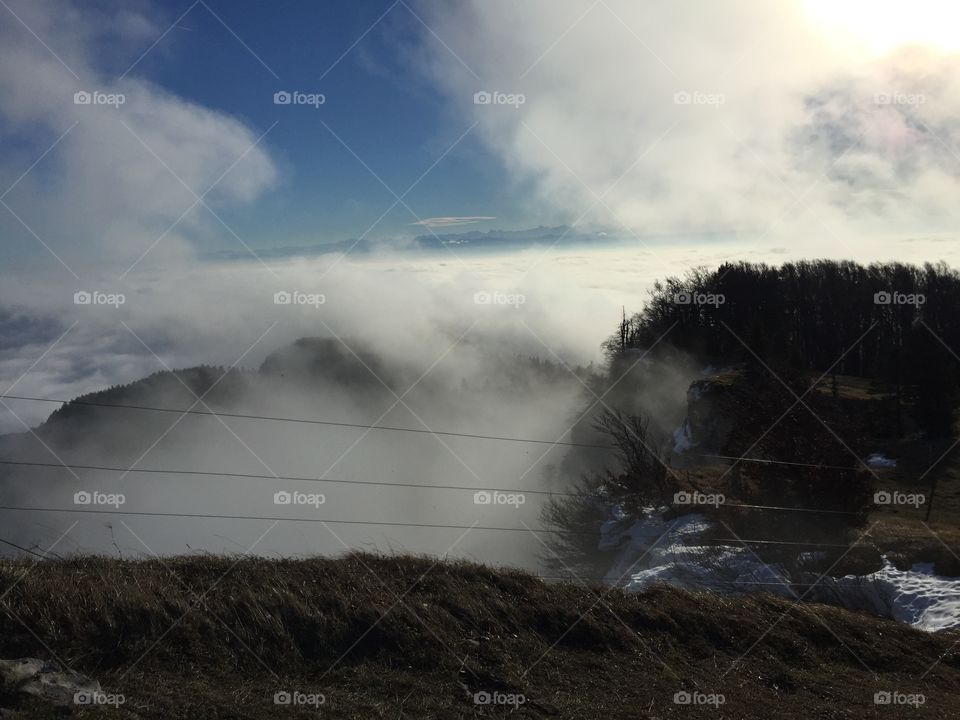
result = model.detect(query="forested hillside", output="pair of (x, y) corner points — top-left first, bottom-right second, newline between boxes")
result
(609, 260), (960, 437)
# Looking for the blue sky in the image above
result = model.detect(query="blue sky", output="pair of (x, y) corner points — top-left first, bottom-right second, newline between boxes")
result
(134, 0), (520, 248)
(0, 0), (533, 267)
(3, 0), (960, 272)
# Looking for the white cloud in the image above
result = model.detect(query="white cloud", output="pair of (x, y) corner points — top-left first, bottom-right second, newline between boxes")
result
(415, 0), (960, 247)
(411, 216), (496, 228)
(0, 0), (277, 272)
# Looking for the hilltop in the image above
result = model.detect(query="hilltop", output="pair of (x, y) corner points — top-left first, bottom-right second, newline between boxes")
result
(0, 554), (958, 718)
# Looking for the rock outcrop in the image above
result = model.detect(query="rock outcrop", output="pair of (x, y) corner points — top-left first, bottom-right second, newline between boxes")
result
(0, 657), (101, 709)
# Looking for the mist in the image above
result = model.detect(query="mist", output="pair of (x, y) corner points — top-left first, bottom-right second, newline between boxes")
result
(0, 247), (634, 570)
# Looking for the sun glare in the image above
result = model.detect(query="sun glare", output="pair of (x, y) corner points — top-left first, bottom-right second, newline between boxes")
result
(806, 0), (960, 55)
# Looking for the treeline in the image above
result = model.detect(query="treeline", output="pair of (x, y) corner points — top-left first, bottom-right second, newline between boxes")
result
(608, 260), (960, 437)
(43, 366), (255, 429)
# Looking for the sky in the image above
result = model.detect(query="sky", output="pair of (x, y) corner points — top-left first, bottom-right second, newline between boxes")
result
(4, 0), (960, 268)
(130, 0), (520, 248)
(0, 0), (526, 259)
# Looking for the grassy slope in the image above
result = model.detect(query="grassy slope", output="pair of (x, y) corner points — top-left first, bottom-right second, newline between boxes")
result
(0, 554), (958, 719)
(818, 375), (960, 572)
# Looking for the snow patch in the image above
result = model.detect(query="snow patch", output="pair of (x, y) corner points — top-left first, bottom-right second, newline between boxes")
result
(604, 511), (960, 632)
(867, 453), (897, 468)
(672, 420), (695, 454)
(601, 511), (792, 596)
(816, 561), (960, 632)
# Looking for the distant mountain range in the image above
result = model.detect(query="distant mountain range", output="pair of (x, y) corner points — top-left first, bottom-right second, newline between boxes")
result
(202, 225), (614, 261)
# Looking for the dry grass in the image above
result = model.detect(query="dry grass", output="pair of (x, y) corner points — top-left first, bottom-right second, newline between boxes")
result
(865, 434), (960, 573)
(0, 553), (958, 718)
(812, 374), (893, 402)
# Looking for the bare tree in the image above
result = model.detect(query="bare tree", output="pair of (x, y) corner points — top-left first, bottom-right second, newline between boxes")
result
(540, 409), (677, 578)
(592, 410), (676, 514)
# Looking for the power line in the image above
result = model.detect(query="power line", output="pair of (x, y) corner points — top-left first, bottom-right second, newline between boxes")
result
(0, 458), (866, 515)
(0, 458), (587, 499)
(693, 454), (858, 472)
(0, 505), (864, 548)
(0, 394), (866, 471)
(0, 536), (52, 560)
(0, 504), (595, 537)
(0, 394), (615, 451)
(724, 501), (861, 516)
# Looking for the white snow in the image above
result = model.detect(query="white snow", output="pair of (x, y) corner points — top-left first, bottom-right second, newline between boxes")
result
(867, 453), (897, 468)
(601, 511), (792, 596)
(603, 510), (960, 632)
(671, 420), (695, 454)
(817, 561), (960, 632)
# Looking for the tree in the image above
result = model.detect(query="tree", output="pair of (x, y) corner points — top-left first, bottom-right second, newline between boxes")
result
(541, 409), (676, 577)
